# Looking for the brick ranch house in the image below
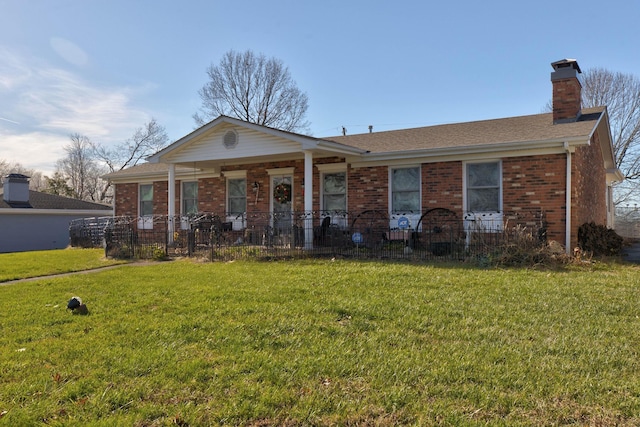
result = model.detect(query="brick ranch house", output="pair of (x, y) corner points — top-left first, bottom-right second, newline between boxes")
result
(104, 59), (622, 255)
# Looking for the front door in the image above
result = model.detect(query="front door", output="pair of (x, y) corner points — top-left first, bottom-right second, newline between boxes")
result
(272, 175), (293, 233)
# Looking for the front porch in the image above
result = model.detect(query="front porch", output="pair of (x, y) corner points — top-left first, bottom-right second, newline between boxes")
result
(84, 208), (548, 262)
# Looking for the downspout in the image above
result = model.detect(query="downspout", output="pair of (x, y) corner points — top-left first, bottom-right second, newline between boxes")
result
(168, 163), (176, 244)
(564, 142), (572, 255)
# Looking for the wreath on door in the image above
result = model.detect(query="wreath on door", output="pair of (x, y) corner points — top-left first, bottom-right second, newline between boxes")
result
(273, 183), (291, 204)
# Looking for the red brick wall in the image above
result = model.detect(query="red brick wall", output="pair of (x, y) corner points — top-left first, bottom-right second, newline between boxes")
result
(198, 177), (226, 213)
(113, 183), (137, 216)
(422, 162), (463, 216)
(153, 181), (168, 216)
(234, 159), (308, 213)
(347, 166), (388, 212)
(553, 77), (582, 122)
(112, 149), (609, 249)
(502, 155), (567, 244)
(113, 181), (180, 217)
(572, 133), (608, 244)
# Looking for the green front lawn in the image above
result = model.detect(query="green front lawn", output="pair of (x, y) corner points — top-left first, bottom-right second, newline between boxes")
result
(1, 257), (639, 425)
(0, 248), (126, 282)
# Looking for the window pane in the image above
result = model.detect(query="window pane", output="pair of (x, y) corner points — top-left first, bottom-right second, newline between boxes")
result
(324, 173), (346, 194)
(392, 168), (419, 191)
(183, 199), (198, 215)
(468, 163), (499, 187)
(140, 202), (152, 216)
(183, 182), (197, 199)
(324, 194), (346, 211)
(140, 184), (153, 201)
(393, 192), (420, 212)
(468, 188), (499, 212)
(228, 179), (246, 197)
(229, 198), (246, 214)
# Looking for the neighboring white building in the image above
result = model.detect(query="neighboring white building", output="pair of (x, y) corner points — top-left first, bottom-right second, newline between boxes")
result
(0, 174), (113, 253)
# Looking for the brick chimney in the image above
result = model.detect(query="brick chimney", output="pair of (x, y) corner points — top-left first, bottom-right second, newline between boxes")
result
(3, 173), (30, 205)
(551, 59), (582, 123)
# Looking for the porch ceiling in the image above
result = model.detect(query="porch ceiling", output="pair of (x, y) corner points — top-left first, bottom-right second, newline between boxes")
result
(169, 149), (343, 171)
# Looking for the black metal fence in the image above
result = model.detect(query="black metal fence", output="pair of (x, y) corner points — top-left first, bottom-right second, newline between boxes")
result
(69, 209), (549, 262)
(614, 206), (640, 239)
(69, 217), (114, 248)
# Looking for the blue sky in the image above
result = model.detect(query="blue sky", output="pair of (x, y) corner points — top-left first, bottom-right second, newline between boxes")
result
(1, 0), (639, 175)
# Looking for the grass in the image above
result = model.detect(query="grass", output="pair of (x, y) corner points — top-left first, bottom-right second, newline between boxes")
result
(0, 248), (126, 282)
(1, 252), (640, 425)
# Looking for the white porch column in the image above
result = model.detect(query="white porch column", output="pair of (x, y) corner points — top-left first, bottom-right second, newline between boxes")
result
(168, 163), (176, 244)
(304, 150), (314, 249)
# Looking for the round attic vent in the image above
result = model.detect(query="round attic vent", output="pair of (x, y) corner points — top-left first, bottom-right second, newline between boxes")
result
(223, 130), (238, 149)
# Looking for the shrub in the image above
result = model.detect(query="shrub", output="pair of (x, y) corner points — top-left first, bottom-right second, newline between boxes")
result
(577, 222), (624, 256)
(491, 225), (568, 268)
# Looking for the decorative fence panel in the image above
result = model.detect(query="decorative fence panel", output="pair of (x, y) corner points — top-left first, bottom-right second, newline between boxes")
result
(615, 207), (640, 239)
(70, 209), (549, 262)
(69, 217), (114, 248)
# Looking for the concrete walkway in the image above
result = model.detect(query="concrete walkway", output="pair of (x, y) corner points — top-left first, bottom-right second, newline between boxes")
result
(0, 261), (161, 286)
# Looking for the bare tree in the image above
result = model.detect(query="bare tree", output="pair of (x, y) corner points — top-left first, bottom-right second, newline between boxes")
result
(55, 133), (104, 201)
(93, 118), (169, 202)
(582, 69), (640, 180)
(50, 120), (168, 204)
(193, 50), (310, 133)
(0, 159), (45, 190)
(545, 68), (640, 205)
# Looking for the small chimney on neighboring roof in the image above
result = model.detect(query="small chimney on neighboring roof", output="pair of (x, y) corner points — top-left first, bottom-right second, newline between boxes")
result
(3, 173), (30, 204)
(551, 58), (582, 123)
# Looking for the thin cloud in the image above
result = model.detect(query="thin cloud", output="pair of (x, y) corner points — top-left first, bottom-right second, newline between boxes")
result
(0, 48), (33, 90)
(23, 67), (145, 138)
(0, 130), (67, 175)
(50, 37), (88, 67)
(0, 117), (20, 125)
(0, 47), (154, 173)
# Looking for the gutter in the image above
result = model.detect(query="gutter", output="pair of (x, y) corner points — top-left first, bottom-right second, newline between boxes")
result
(349, 136), (592, 168)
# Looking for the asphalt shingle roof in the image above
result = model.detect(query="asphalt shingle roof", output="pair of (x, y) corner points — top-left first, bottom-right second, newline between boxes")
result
(322, 108), (605, 153)
(0, 190), (112, 210)
(103, 107), (606, 180)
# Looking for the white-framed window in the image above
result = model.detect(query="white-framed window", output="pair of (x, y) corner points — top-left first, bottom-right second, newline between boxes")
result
(464, 160), (503, 233)
(321, 171), (347, 229)
(466, 161), (501, 212)
(391, 166), (421, 213)
(227, 178), (247, 215)
(322, 172), (346, 211)
(317, 163), (349, 229)
(181, 181), (198, 216)
(389, 166), (421, 230)
(139, 184), (153, 216)
(138, 183), (153, 229)
(223, 170), (248, 230)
